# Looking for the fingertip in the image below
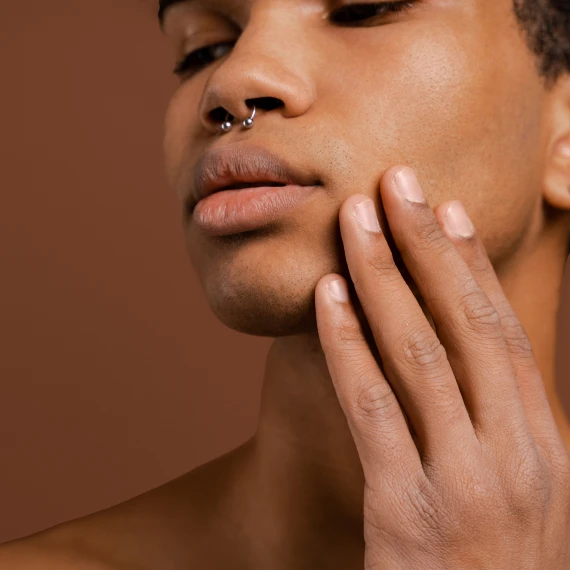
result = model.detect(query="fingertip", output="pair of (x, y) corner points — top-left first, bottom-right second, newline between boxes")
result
(339, 193), (375, 218)
(380, 165), (427, 207)
(381, 164), (414, 186)
(317, 274), (349, 303)
(326, 279), (350, 303)
(438, 200), (476, 240)
(434, 200), (455, 228)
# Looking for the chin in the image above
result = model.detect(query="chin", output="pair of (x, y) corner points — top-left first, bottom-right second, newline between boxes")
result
(204, 268), (320, 337)
(194, 234), (337, 336)
(188, 211), (344, 336)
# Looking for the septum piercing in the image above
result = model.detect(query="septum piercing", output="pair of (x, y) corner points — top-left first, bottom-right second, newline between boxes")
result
(220, 105), (256, 132)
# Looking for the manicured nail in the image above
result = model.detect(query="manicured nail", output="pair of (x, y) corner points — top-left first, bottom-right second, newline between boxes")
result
(352, 199), (381, 233)
(326, 279), (349, 302)
(393, 167), (425, 203)
(444, 201), (475, 238)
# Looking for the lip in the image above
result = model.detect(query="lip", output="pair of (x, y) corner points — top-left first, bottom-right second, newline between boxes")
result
(192, 183), (321, 236)
(187, 144), (322, 236)
(189, 144), (321, 209)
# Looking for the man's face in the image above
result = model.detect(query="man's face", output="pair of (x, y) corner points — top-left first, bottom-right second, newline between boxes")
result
(162, 0), (547, 336)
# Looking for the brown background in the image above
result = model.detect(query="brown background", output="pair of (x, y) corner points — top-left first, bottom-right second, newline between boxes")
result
(0, 0), (569, 545)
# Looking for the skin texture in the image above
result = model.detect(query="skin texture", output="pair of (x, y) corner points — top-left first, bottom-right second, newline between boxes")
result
(315, 168), (570, 567)
(2, 0), (570, 567)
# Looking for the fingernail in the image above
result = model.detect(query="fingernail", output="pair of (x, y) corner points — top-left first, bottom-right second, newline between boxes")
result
(326, 279), (349, 302)
(393, 167), (425, 203)
(444, 201), (475, 238)
(558, 142), (570, 158)
(352, 199), (381, 233)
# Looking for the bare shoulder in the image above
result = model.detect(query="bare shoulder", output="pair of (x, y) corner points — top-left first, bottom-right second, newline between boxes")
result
(0, 531), (115, 569)
(0, 504), (144, 570)
(0, 440), (253, 570)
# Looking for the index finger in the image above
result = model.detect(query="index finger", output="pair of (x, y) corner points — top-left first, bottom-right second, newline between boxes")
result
(315, 273), (423, 485)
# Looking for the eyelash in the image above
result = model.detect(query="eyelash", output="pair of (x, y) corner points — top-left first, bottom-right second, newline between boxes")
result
(173, 1), (416, 77)
(330, 0), (416, 25)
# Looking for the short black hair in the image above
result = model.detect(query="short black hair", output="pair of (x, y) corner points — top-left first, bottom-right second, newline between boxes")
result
(515, 0), (570, 82)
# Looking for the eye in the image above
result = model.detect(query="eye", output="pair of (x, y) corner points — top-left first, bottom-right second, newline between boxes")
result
(173, 40), (236, 77)
(172, 2), (415, 77)
(329, 1), (416, 25)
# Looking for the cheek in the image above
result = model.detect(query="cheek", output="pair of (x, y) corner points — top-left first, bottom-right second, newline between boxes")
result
(334, 21), (545, 264)
(342, 22), (495, 169)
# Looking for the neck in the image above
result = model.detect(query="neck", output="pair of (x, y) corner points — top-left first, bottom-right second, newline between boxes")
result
(235, 232), (570, 564)
(496, 222), (570, 445)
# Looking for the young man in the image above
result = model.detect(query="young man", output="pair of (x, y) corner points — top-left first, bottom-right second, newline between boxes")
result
(2, 0), (570, 567)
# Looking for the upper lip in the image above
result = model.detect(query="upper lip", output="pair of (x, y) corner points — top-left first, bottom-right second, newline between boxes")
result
(189, 144), (321, 211)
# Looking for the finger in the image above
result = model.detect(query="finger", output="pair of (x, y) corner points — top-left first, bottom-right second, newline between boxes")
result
(315, 274), (422, 482)
(338, 193), (476, 460)
(378, 166), (524, 440)
(436, 200), (563, 451)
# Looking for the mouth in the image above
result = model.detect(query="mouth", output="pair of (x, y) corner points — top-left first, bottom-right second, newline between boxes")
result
(185, 143), (323, 236)
(215, 181), (288, 192)
(189, 143), (322, 212)
(191, 182), (321, 237)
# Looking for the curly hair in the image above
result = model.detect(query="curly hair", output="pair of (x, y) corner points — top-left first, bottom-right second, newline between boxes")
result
(514, 0), (570, 82)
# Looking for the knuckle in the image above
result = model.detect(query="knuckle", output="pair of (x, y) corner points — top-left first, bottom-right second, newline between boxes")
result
(398, 324), (448, 372)
(456, 287), (502, 335)
(353, 379), (400, 423)
(417, 220), (444, 243)
(506, 443), (551, 515)
(363, 250), (400, 282)
(327, 319), (371, 366)
(414, 219), (451, 254)
(499, 312), (534, 360)
(334, 318), (366, 347)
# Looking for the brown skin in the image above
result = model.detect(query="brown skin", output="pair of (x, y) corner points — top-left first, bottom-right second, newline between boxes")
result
(2, 0), (570, 567)
(316, 170), (570, 567)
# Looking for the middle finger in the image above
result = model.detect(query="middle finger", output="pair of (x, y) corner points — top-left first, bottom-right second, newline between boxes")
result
(368, 166), (523, 440)
(338, 194), (475, 458)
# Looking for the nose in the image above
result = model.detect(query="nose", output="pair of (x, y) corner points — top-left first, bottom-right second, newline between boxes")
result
(197, 9), (317, 134)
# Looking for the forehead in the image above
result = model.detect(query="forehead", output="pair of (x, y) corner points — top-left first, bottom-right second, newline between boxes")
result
(158, 0), (347, 24)
(160, 0), (241, 29)
(159, 0), (517, 35)
(158, 0), (512, 19)
(159, 0), (242, 23)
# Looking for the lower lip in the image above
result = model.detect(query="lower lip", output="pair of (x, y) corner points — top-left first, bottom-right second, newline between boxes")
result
(192, 184), (320, 236)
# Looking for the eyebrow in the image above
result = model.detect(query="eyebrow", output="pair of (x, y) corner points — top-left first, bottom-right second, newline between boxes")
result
(158, 0), (188, 26)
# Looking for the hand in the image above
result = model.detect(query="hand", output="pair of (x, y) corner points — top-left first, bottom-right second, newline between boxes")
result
(314, 166), (570, 569)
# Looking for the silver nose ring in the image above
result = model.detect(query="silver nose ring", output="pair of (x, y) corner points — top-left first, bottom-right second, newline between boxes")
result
(220, 105), (256, 133)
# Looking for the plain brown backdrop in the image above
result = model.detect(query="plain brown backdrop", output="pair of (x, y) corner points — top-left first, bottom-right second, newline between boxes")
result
(1, 0), (569, 545)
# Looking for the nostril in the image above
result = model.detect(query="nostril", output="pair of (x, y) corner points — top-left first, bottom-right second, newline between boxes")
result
(247, 97), (283, 112)
(207, 97), (283, 128)
(209, 108), (233, 124)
